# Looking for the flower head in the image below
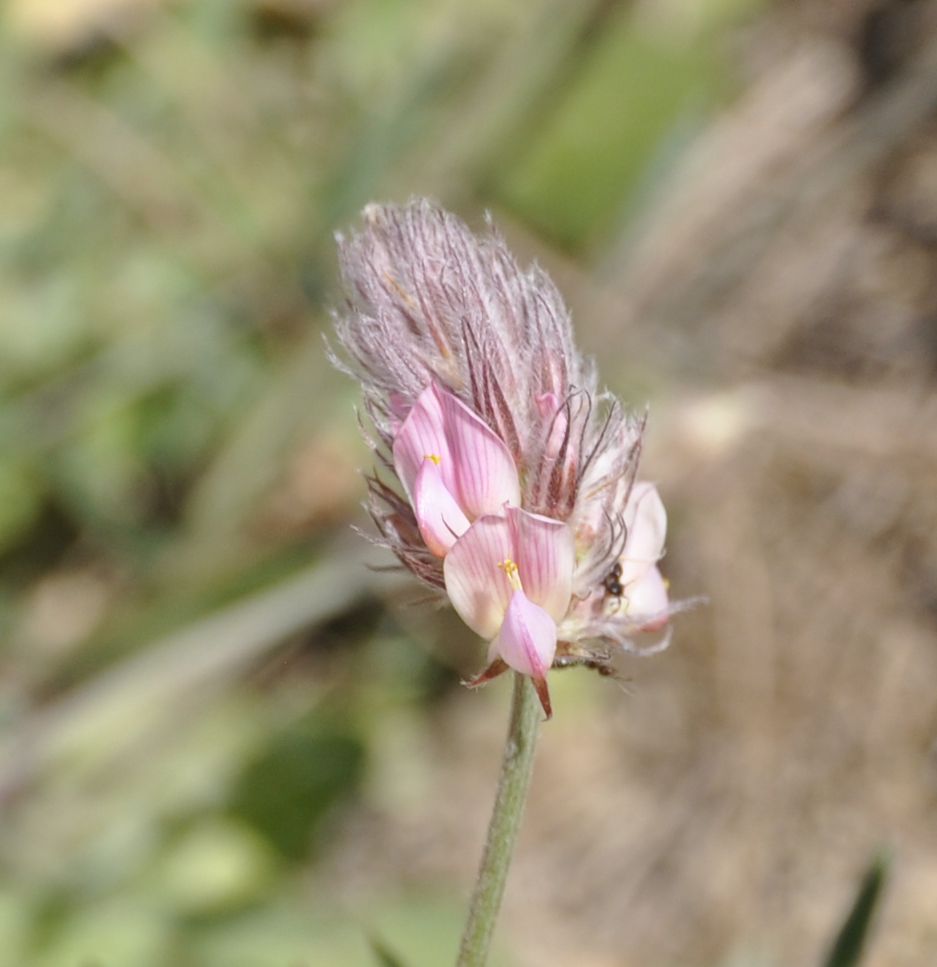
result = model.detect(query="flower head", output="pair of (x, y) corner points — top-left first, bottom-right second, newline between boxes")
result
(332, 199), (683, 716)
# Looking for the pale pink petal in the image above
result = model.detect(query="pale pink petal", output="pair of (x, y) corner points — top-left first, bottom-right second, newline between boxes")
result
(411, 458), (470, 556)
(507, 507), (574, 623)
(493, 589), (557, 680)
(625, 565), (670, 631)
(620, 482), (667, 586)
(434, 384), (520, 517)
(391, 384), (450, 501)
(443, 514), (514, 640)
(620, 623), (673, 657)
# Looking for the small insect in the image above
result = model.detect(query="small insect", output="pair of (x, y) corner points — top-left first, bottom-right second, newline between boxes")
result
(602, 560), (624, 599)
(552, 653), (632, 691)
(552, 655), (615, 677)
(584, 659), (615, 678)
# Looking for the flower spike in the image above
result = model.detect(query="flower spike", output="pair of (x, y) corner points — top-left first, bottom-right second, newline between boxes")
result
(333, 199), (688, 712)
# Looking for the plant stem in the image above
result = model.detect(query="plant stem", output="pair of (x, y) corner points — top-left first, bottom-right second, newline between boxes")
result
(456, 673), (542, 967)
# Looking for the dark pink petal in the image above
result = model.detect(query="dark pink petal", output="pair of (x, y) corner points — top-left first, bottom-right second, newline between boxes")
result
(443, 514), (514, 639)
(433, 383), (520, 517)
(412, 457), (470, 557)
(507, 507), (574, 622)
(620, 482), (667, 587)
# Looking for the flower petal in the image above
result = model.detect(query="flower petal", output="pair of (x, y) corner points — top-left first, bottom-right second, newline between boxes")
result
(507, 507), (574, 622)
(433, 383), (520, 517)
(620, 482), (667, 586)
(412, 457), (470, 556)
(492, 589), (557, 717)
(391, 384), (450, 502)
(625, 565), (670, 631)
(443, 514), (514, 639)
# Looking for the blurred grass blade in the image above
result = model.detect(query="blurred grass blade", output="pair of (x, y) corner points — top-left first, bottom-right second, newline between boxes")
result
(368, 934), (410, 967)
(822, 853), (889, 967)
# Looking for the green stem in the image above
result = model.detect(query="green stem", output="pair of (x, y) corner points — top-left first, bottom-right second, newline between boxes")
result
(456, 673), (542, 967)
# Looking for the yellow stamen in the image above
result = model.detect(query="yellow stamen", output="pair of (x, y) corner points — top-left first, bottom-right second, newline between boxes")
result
(497, 558), (523, 592)
(424, 453), (441, 466)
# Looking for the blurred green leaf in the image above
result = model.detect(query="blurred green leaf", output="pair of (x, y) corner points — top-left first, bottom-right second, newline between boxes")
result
(368, 933), (410, 967)
(821, 853), (889, 967)
(499, 11), (718, 249)
(31, 898), (171, 967)
(0, 458), (42, 551)
(228, 711), (367, 862)
(153, 818), (278, 916)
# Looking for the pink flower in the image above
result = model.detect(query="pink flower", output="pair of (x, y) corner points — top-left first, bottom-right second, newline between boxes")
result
(331, 200), (688, 712)
(392, 381), (573, 716)
(561, 480), (673, 657)
(443, 506), (574, 718)
(617, 483), (670, 626)
(392, 382), (519, 556)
